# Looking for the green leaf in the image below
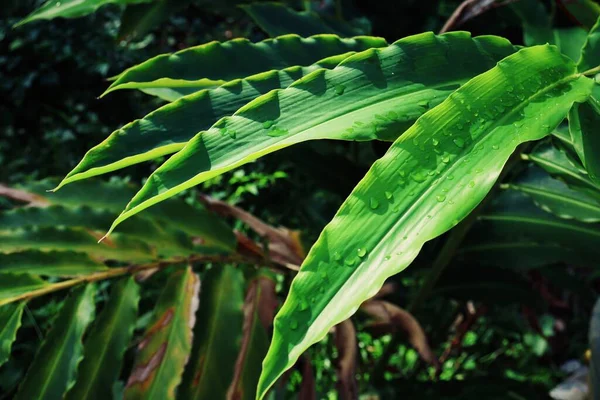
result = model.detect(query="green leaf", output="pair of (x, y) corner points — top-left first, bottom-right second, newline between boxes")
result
(14, 284), (96, 400)
(56, 54), (358, 187)
(549, 28), (589, 62)
(0, 251), (106, 277)
(256, 44), (595, 398)
(561, 0), (600, 31)
(102, 31), (518, 235)
(0, 274), (49, 305)
(117, 0), (194, 41)
(241, 2), (363, 37)
(124, 266), (199, 400)
(569, 100), (600, 185)
(0, 303), (25, 368)
(66, 277), (140, 400)
(179, 265), (245, 400)
(104, 35), (386, 98)
(578, 16), (600, 72)
(504, 165), (600, 222)
(227, 273), (277, 400)
(14, 0), (152, 27)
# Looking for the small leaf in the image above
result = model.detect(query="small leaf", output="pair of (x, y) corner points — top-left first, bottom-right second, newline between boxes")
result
(66, 277), (140, 400)
(124, 266), (200, 400)
(0, 303), (25, 368)
(15, 284), (96, 400)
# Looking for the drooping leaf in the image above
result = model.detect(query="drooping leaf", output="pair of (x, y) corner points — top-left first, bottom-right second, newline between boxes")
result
(14, 0), (153, 27)
(333, 319), (358, 399)
(14, 284), (96, 400)
(360, 300), (438, 368)
(569, 101), (600, 185)
(504, 165), (600, 222)
(179, 265), (244, 400)
(241, 2), (362, 37)
(0, 303), (25, 368)
(117, 0), (194, 41)
(124, 266), (199, 400)
(257, 45), (595, 398)
(578, 16), (600, 72)
(227, 273), (278, 400)
(559, 0), (600, 31)
(102, 31), (518, 234)
(0, 274), (49, 305)
(56, 55), (356, 187)
(0, 251), (107, 277)
(66, 277), (140, 400)
(104, 35), (386, 98)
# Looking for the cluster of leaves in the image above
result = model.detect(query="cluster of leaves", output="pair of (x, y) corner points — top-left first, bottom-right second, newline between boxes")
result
(5, 0), (600, 399)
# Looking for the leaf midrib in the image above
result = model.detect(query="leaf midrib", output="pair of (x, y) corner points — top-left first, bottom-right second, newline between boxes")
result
(509, 183), (600, 213)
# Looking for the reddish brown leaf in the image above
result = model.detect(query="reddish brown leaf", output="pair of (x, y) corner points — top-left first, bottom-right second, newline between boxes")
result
(0, 184), (49, 206)
(334, 319), (358, 400)
(361, 300), (439, 369)
(199, 195), (305, 265)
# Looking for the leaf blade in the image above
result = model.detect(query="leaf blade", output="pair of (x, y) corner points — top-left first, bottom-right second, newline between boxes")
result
(0, 303), (25, 368)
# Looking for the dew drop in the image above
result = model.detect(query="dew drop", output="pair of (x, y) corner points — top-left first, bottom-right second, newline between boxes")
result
(432, 138), (439, 146)
(385, 191), (393, 200)
(290, 319), (299, 330)
(333, 251), (342, 261)
(344, 257), (356, 266)
(300, 300), (308, 311)
(267, 127), (289, 137)
(447, 175), (454, 180)
(369, 197), (380, 209)
(453, 138), (465, 148)
(335, 84), (346, 95)
(492, 144), (499, 150)
(436, 194), (446, 202)
(411, 171), (427, 183)
(442, 155), (450, 163)
(357, 248), (367, 258)
(418, 100), (429, 108)
(320, 270), (328, 279)
(262, 120), (274, 129)
(468, 180), (475, 188)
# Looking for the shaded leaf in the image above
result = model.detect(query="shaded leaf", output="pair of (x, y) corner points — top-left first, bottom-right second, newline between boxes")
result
(14, 284), (96, 400)
(118, 0), (194, 41)
(66, 277), (140, 400)
(0, 303), (24, 368)
(0, 274), (49, 306)
(578, 16), (600, 72)
(0, 251), (107, 277)
(559, 0), (600, 30)
(179, 265), (244, 400)
(257, 45), (595, 397)
(569, 101), (600, 185)
(104, 35), (386, 98)
(361, 300), (438, 368)
(124, 266), (199, 400)
(333, 319), (358, 400)
(102, 31), (518, 234)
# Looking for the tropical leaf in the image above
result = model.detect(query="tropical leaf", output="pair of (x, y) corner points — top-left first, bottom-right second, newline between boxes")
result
(241, 2), (364, 37)
(179, 265), (244, 400)
(14, 0), (153, 27)
(578, 16), (600, 72)
(96, 31), (519, 235)
(569, 100), (600, 185)
(0, 274), (50, 305)
(104, 35), (386, 98)
(256, 44), (595, 398)
(65, 277), (140, 400)
(0, 251), (107, 277)
(55, 54), (358, 187)
(14, 284), (96, 400)
(117, 0), (194, 41)
(227, 273), (278, 400)
(503, 165), (600, 222)
(0, 303), (24, 368)
(124, 266), (199, 400)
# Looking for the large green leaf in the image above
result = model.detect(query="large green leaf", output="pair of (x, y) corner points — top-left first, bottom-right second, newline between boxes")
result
(0, 251), (106, 277)
(0, 274), (49, 305)
(124, 266), (199, 400)
(14, 284), (96, 400)
(55, 54), (356, 187)
(0, 303), (24, 368)
(66, 277), (140, 400)
(179, 265), (245, 400)
(241, 2), (363, 37)
(99, 31), (519, 235)
(14, 0), (152, 27)
(256, 45), (595, 398)
(104, 35), (386, 98)
(504, 165), (600, 222)
(569, 100), (600, 185)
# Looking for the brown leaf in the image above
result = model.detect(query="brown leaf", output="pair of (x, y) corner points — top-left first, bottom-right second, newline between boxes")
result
(227, 275), (278, 400)
(361, 300), (439, 369)
(199, 195), (305, 266)
(0, 184), (50, 207)
(439, 0), (519, 33)
(334, 319), (358, 400)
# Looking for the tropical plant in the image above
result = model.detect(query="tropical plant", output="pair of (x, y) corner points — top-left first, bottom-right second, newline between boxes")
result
(5, 0), (600, 399)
